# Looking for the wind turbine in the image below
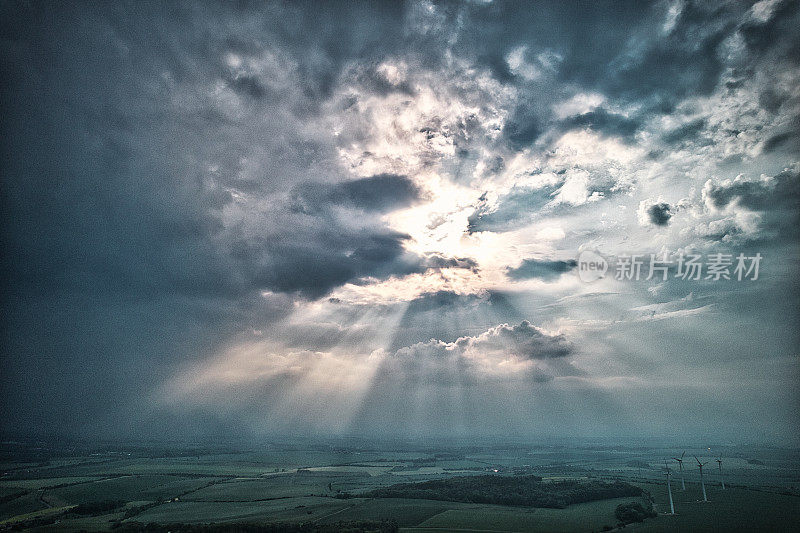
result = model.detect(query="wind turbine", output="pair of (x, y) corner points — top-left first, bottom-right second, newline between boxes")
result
(716, 458), (725, 490)
(671, 451), (686, 490)
(664, 460), (675, 515)
(695, 456), (709, 502)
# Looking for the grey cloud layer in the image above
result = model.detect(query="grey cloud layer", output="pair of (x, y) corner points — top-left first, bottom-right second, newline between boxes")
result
(1, 0), (798, 441)
(507, 259), (579, 281)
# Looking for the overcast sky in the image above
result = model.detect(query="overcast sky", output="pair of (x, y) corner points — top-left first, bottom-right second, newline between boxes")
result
(1, 0), (798, 445)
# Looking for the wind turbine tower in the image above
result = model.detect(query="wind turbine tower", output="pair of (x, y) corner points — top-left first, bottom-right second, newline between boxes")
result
(695, 456), (709, 502)
(672, 451), (686, 490)
(664, 460), (675, 515)
(716, 458), (725, 490)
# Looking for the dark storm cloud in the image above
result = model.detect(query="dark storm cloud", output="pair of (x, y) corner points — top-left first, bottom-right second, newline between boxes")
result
(702, 170), (800, 243)
(739, 0), (800, 62)
(759, 87), (789, 113)
(662, 119), (707, 145)
(559, 108), (642, 141)
(226, 73), (269, 100)
(763, 130), (798, 153)
(704, 170), (799, 212)
(398, 290), (481, 314)
(506, 259), (578, 281)
(241, 230), (423, 298)
(602, 2), (737, 105)
(0, 0), (428, 438)
(455, 1), (659, 91)
(236, 230), (477, 299)
(761, 115), (800, 154)
(2, 0), (799, 443)
(223, 1), (411, 102)
(290, 174), (422, 214)
(462, 1), (758, 151)
(503, 115), (544, 148)
(0, 2), (444, 304)
(645, 203), (673, 226)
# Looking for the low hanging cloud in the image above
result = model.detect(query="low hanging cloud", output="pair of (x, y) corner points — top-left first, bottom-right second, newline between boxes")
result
(638, 200), (673, 226)
(290, 173), (423, 214)
(375, 320), (574, 386)
(238, 228), (424, 298)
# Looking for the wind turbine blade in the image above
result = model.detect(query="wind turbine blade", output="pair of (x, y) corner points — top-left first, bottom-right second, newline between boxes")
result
(681, 451), (686, 459)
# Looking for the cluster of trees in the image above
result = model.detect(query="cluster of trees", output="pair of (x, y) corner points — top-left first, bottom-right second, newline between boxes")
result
(366, 475), (642, 509)
(70, 499), (127, 515)
(614, 501), (657, 525)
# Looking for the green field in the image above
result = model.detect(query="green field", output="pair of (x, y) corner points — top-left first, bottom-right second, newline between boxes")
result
(0, 491), (48, 521)
(410, 497), (643, 533)
(0, 477), (101, 490)
(182, 474), (361, 501)
(316, 498), (466, 527)
(131, 497), (354, 524)
(633, 481), (800, 532)
(0, 442), (798, 532)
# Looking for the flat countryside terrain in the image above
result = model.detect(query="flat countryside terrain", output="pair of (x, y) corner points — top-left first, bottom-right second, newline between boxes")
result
(1, 441), (799, 532)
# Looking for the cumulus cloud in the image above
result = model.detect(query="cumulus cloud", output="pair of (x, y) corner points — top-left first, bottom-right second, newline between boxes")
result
(375, 320), (574, 387)
(455, 320), (573, 360)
